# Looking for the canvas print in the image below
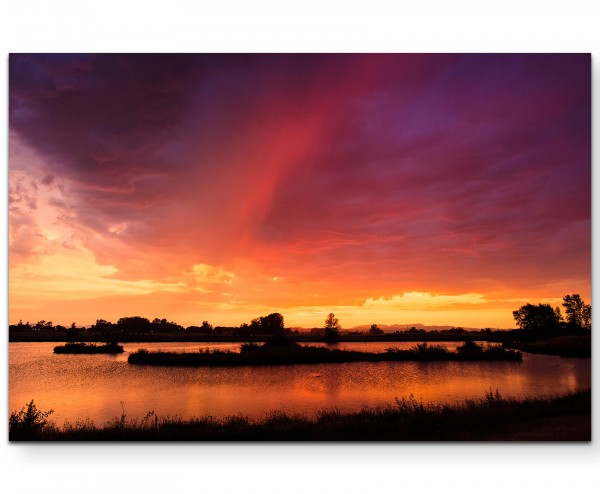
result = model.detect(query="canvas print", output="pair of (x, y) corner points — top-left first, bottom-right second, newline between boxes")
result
(8, 53), (591, 441)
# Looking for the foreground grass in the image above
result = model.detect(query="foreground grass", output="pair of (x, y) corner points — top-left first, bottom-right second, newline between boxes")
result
(10, 389), (590, 441)
(128, 340), (521, 367)
(53, 342), (124, 354)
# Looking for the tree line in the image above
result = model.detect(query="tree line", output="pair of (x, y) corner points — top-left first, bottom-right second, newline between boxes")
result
(513, 293), (591, 333)
(10, 293), (591, 339)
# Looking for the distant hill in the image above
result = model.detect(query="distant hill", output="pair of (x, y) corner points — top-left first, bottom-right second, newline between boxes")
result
(292, 323), (501, 334)
(348, 323), (483, 333)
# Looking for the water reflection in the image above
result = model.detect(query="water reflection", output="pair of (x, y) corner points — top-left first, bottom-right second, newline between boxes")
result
(9, 342), (591, 425)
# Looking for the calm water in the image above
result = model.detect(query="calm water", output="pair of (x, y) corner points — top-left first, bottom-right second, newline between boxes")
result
(9, 342), (591, 425)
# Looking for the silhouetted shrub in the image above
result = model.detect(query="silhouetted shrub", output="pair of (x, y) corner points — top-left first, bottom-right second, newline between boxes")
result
(9, 400), (55, 440)
(410, 342), (448, 356)
(265, 332), (297, 347)
(456, 340), (484, 354)
(240, 342), (260, 353)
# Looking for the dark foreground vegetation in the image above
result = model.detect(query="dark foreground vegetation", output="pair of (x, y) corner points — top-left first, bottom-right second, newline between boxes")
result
(53, 342), (124, 354)
(10, 389), (590, 441)
(128, 340), (521, 367)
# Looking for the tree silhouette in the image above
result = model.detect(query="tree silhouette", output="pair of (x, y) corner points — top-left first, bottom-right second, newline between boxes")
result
(117, 316), (151, 333)
(562, 294), (591, 330)
(324, 313), (340, 343)
(512, 303), (560, 332)
(369, 323), (384, 335)
(262, 313), (285, 334)
(246, 313), (284, 335)
(34, 320), (53, 331)
(65, 324), (78, 343)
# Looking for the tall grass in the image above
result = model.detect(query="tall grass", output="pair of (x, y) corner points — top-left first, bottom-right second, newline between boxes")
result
(10, 389), (590, 441)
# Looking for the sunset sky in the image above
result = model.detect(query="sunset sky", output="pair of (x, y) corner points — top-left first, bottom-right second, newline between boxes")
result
(8, 53), (591, 329)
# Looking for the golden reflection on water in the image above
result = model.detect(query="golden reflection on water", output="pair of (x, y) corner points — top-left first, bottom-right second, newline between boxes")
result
(9, 342), (591, 425)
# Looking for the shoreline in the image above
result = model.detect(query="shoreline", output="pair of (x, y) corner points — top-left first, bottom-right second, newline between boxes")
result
(11, 335), (590, 359)
(9, 333), (501, 343)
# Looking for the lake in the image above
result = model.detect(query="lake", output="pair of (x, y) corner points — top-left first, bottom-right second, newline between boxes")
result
(9, 341), (591, 426)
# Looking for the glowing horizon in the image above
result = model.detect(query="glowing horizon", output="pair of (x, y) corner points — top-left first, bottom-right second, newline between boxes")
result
(8, 54), (591, 329)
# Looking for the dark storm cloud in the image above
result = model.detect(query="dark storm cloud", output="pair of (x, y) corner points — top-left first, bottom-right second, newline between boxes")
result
(9, 54), (590, 295)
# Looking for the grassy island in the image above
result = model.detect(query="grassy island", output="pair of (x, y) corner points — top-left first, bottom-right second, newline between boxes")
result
(54, 342), (124, 354)
(127, 340), (521, 367)
(9, 389), (589, 441)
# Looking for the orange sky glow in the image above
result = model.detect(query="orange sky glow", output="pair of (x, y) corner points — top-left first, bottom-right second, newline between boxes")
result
(8, 54), (591, 329)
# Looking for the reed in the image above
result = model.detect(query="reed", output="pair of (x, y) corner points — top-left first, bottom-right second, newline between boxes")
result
(9, 389), (590, 441)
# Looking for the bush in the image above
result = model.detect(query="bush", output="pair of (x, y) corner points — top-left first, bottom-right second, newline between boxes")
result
(264, 332), (297, 347)
(457, 340), (484, 353)
(240, 342), (259, 353)
(9, 400), (55, 440)
(410, 342), (448, 355)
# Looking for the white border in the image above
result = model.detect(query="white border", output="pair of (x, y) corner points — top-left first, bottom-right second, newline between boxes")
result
(1, 1), (598, 493)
